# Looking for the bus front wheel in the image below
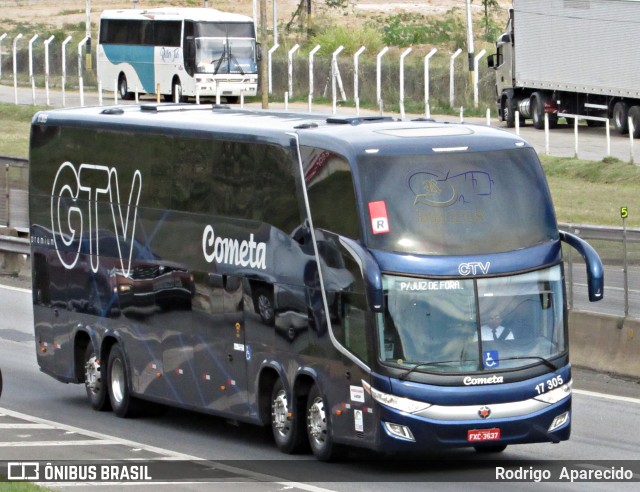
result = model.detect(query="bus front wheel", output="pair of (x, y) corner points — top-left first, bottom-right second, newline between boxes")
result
(84, 343), (110, 411)
(306, 385), (342, 461)
(118, 75), (133, 100)
(107, 344), (140, 417)
(271, 379), (306, 454)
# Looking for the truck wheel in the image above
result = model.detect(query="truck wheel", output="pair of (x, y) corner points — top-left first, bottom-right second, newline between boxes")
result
(306, 385), (342, 461)
(504, 96), (516, 128)
(629, 106), (640, 138)
(613, 101), (629, 135)
(107, 344), (140, 418)
(271, 379), (306, 453)
(84, 343), (110, 411)
(531, 93), (546, 129)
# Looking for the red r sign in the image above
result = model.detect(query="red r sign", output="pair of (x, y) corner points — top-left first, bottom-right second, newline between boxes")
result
(368, 200), (390, 234)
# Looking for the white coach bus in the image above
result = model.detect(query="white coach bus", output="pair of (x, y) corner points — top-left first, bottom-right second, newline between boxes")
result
(97, 8), (260, 102)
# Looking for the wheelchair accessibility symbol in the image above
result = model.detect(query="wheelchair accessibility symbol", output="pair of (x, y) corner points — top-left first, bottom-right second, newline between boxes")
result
(483, 350), (500, 369)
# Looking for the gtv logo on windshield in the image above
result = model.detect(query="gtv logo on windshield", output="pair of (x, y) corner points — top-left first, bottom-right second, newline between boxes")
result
(458, 261), (490, 275)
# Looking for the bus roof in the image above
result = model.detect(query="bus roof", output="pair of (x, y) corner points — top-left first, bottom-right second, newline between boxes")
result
(99, 8), (254, 23)
(31, 105), (533, 158)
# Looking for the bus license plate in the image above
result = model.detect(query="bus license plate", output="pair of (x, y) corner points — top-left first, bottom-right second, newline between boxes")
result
(467, 428), (501, 442)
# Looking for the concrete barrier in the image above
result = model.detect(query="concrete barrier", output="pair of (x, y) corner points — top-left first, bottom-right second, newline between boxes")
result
(569, 310), (640, 379)
(0, 227), (26, 276)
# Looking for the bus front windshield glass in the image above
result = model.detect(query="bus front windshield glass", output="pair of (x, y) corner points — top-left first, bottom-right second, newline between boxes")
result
(194, 22), (257, 74)
(378, 266), (565, 374)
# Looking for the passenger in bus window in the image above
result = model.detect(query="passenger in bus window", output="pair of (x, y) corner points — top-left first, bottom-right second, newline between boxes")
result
(479, 313), (514, 341)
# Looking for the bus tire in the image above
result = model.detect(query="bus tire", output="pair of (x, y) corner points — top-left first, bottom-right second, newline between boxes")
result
(306, 384), (342, 461)
(84, 343), (110, 411)
(118, 74), (133, 101)
(107, 344), (139, 418)
(271, 379), (306, 454)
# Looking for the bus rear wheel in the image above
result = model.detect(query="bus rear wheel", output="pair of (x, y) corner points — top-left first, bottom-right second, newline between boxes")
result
(118, 74), (134, 101)
(306, 385), (342, 461)
(84, 343), (110, 411)
(107, 344), (140, 417)
(271, 380), (306, 454)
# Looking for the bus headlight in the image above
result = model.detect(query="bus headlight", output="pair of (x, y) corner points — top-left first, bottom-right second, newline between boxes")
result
(534, 380), (572, 405)
(362, 380), (431, 414)
(548, 411), (570, 432)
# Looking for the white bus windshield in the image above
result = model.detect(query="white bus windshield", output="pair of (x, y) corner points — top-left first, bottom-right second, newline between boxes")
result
(378, 265), (565, 374)
(194, 21), (256, 74)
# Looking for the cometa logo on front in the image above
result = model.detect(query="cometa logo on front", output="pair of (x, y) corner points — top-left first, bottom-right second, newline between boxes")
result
(463, 375), (504, 386)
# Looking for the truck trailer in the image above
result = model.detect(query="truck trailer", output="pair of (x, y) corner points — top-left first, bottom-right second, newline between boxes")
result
(488, 0), (640, 136)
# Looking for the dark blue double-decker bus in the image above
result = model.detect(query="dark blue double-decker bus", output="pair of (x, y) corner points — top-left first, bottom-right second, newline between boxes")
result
(29, 105), (603, 460)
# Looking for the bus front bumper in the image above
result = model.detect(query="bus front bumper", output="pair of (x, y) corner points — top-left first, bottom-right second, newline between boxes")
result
(373, 395), (571, 454)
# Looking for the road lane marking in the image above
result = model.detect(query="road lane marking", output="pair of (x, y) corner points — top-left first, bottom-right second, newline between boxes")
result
(0, 439), (118, 447)
(574, 389), (640, 405)
(0, 423), (52, 429)
(0, 284), (31, 294)
(0, 407), (339, 492)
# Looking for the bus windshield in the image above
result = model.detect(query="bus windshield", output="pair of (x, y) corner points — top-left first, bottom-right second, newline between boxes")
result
(378, 265), (565, 374)
(194, 21), (256, 74)
(195, 38), (257, 74)
(357, 147), (558, 255)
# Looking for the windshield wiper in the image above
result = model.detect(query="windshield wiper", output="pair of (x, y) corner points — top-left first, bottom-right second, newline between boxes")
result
(491, 355), (559, 371)
(398, 360), (465, 380)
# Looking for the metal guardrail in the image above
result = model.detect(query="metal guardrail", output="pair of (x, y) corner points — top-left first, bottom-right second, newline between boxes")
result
(0, 233), (29, 254)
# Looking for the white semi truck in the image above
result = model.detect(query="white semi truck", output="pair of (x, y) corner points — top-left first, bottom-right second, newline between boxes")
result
(488, 0), (640, 136)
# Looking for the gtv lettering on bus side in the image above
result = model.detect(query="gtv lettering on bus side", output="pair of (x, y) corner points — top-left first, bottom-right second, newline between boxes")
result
(50, 161), (142, 276)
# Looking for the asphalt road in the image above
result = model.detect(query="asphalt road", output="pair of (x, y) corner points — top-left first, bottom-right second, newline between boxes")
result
(0, 283), (639, 491)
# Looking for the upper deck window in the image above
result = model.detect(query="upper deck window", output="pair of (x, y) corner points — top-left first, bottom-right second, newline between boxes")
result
(357, 147), (557, 256)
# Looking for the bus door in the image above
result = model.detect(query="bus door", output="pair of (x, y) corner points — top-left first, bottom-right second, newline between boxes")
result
(193, 273), (249, 416)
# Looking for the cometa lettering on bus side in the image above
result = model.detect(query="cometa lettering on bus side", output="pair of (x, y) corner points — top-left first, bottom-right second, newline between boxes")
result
(202, 225), (267, 270)
(463, 375), (504, 386)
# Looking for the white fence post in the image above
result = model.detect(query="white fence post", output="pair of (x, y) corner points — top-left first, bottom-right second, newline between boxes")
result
(331, 45), (344, 115)
(12, 33), (23, 105)
(44, 35), (55, 106)
(78, 36), (89, 107)
(473, 49), (486, 108)
(28, 34), (39, 106)
(574, 117), (579, 158)
(399, 47), (412, 119)
(287, 43), (300, 98)
(424, 48), (437, 118)
(376, 46), (389, 115)
(353, 46), (365, 115)
(61, 35), (72, 107)
(449, 48), (462, 108)
(629, 116), (635, 165)
(308, 44), (320, 112)
(0, 34), (7, 81)
(268, 43), (279, 95)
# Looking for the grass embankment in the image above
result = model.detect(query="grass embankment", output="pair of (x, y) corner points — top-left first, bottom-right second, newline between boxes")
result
(1, 102), (638, 228)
